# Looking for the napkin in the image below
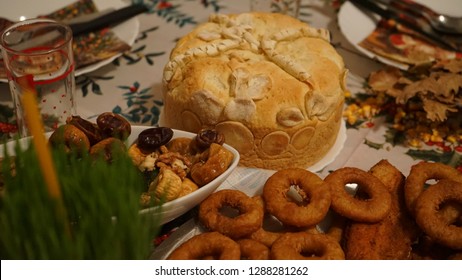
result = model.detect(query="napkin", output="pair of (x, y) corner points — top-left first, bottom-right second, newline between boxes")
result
(44, 0), (131, 68)
(0, 0), (131, 79)
(359, 19), (462, 67)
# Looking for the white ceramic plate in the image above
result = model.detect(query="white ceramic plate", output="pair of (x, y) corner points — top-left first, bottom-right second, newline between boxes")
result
(338, 0), (462, 70)
(150, 121), (346, 259)
(0, 0), (140, 81)
(0, 126), (240, 225)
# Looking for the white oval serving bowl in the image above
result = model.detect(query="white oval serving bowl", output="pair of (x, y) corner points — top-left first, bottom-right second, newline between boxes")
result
(0, 126), (240, 225)
(133, 127), (240, 225)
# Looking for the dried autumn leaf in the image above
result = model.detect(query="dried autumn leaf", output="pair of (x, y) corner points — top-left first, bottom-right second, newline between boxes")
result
(432, 59), (462, 74)
(422, 98), (457, 122)
(386, 87), (405, 100)
(455, 97), (462, 107)
(433, 72), (462, 98)
(368, 68), (402, 92)
(399, 77), (438, 103)
(367, 59), (462, 122)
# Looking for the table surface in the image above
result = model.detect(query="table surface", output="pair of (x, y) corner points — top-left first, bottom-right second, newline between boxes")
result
(0, 0), (459, 251)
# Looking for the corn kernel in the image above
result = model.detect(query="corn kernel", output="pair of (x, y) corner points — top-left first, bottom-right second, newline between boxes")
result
(347, 115), (357, 125)
(430, 134), (443, 143)
(408, 138), (421, 148)
(362, 105), (372, 118)
(421, 133), (431, 143)
(447, 135), (457, 144)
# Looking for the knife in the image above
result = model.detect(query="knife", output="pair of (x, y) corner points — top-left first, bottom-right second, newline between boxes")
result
(68, 4), (148, 37)
(348, 0), (460, 52)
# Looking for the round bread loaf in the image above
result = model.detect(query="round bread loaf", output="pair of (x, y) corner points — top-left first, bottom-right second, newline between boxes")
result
(162, 12), (347, 170)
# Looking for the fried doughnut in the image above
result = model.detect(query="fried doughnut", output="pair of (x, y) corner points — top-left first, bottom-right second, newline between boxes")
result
(414, 179), (462, 250)
(307, 213), (347, 244)
(324, 167), (392, 223)
(237, 239), (270, 260)
(199, 189), (264, 239)
(248, 196), (283, 246)
(270, 232), (345, 260)
(167, 231), (240, 260)
(343, 160), (419, 260)
(410, 235), (456, 260)
(262, 168), (331, 227)
(248, 196), (301, 247)
(405, 161), (462, 216)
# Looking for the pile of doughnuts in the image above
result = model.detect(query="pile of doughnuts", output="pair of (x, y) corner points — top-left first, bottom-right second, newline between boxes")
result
(166, 160), (462, 260)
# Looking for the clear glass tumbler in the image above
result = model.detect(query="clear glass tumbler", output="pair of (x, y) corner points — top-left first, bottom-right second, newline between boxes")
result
(0, 18), (76, 137)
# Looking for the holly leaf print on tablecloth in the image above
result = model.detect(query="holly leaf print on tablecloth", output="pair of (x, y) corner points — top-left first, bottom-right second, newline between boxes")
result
(406, 149), (462, 169)
(148, 0), (197, 27)
(115, 82), (163, 126)
(116, 44), (166, 66)
(76, 75), (114, 97)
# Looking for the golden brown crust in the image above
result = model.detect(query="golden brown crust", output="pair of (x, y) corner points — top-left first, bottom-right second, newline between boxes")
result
(414, 179), (462, 250)
(262, 168), (331, 227)
(270, 232), (345, 260)
(325, 166), (392, 223)
(167, 231), (240, 260)
(162, 12), (347, 170)
(199, 189), (264, 239)
(343, 160), (420, 260)
(237, 239), (270, 260)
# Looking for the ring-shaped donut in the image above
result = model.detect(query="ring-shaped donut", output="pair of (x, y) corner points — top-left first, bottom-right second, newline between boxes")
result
(167, 231), (240, 260)
(237, 239), (270, 260)
(248, 196), (284, 247)
(262, 168), (331, 227)
(324, 167), (391, 223)
(414, 179), (462, 250)
(270, 232), (345, 260)
(305, 213), (347, 244)
(248, 196), (304, 246)
(404, 161), (462, 216)
(199, 189), (264, 239)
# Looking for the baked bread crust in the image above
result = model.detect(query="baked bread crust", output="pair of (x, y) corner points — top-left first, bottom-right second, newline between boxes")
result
(162, 12), (347, 170)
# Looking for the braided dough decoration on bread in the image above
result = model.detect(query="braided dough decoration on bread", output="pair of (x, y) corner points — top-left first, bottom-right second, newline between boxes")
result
(163, 12), (348, 170)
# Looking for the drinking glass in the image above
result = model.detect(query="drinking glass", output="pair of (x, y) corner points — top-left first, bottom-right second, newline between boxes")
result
(250, 0), (301, 18)
(0, 18), (76, 137)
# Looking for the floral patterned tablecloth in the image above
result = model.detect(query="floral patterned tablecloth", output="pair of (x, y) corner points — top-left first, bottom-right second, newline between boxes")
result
(1, 0), (460, 229)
